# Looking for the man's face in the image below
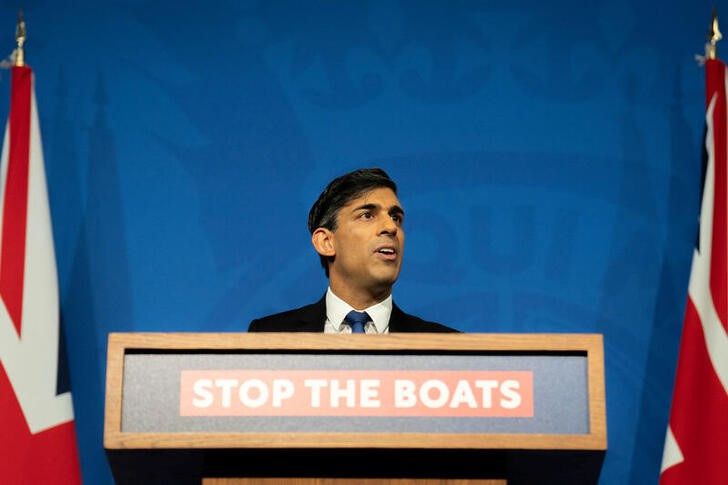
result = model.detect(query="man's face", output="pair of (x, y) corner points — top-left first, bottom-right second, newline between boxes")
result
(327, 187), (405, 296)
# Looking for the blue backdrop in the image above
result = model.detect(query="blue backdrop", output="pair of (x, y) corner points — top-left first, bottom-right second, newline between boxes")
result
(0, 1), (720, 482)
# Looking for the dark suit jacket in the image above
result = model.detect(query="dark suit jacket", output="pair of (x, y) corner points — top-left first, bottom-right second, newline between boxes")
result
(248, 297), (457, 333)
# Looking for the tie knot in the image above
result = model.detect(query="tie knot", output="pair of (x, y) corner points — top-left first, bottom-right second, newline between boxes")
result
(344, 310), (370, 334)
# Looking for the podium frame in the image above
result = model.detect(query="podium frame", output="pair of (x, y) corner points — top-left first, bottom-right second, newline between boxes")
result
(104, 333), (606, 483)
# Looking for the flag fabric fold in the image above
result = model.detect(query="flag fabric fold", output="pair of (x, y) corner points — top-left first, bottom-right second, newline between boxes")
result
(0, 66), (81, 483)
(660, 58), (728, 484)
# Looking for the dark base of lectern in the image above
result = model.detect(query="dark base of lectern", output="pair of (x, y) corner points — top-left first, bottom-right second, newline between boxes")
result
(106, 448), (605, 484)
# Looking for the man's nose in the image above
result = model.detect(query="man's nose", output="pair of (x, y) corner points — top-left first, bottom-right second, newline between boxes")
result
(379, 217), (398, 236)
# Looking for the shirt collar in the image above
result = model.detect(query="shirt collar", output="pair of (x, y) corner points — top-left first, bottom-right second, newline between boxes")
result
(326, 287), (392, 334)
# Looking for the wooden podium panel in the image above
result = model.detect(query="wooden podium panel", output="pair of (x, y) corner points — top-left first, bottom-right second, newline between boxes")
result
(104, 333), (606, 484)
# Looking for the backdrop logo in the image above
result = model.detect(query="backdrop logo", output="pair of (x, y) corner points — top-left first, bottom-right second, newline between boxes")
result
(180, 370), (533, 417)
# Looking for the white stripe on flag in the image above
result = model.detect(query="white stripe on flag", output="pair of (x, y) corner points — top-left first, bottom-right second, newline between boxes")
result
(0, 124), (9, 261)
(661, 426), (684, 472)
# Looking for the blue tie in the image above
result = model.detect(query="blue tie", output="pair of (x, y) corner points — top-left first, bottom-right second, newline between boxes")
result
(344, 310), (370, 334)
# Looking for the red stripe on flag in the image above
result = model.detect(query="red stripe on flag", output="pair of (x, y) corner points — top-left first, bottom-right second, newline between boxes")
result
(705, 60), (728, 332)
(661, 299), (728, 484)
(0, 363), (81, 483)
(0, 66), (32, 336)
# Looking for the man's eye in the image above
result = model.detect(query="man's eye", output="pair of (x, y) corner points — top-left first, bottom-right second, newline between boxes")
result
(391, 214), (403, 223)
(360, 211), (373, 219)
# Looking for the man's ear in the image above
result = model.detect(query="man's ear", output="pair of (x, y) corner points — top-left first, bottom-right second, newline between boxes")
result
(311, 228), (336, 257)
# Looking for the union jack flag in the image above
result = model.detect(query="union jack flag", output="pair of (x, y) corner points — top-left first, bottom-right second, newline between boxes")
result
(0, 65), (82, 483)
(660, 58), (728, 484)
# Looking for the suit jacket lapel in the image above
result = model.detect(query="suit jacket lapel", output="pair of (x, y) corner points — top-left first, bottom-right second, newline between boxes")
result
(295, 296), (327, 332)
(388, 303), (411, 333)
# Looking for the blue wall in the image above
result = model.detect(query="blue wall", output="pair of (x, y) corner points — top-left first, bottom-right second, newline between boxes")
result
(0, 1), (720, 482)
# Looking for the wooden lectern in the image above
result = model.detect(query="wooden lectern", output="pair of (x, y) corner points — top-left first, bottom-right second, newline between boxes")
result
(104, 333), (606, 484)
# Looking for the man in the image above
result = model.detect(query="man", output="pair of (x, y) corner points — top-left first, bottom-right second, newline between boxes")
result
(248, 168), (456, 333)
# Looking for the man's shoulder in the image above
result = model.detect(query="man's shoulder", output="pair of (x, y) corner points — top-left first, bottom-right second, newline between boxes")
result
(248, 299), (325, 332)
(391, 305), (459, 333)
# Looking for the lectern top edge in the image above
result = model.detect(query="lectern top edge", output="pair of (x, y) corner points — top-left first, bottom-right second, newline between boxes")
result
(107, 332), (603, 353)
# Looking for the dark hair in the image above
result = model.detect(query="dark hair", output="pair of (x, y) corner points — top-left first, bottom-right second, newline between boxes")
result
(308, 168), (397, 275)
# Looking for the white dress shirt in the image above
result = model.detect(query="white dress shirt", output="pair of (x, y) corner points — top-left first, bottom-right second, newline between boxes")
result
(324, 287), (391, 334)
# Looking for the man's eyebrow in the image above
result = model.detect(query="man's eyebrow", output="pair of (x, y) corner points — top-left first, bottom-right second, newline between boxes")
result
(351, 203), (378, 212)
(389, 205), (405, 217)
(351, 203), (405, 217)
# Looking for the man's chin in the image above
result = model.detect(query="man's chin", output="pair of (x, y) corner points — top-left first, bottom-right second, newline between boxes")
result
(369, 272), (400, 290)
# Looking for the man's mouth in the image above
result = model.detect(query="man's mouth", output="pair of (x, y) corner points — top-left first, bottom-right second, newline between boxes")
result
(375, 246), (398, 260)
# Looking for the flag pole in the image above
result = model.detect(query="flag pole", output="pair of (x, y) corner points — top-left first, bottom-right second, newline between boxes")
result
(14, 10), (25, 67)
(707, 8), (722, 60)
